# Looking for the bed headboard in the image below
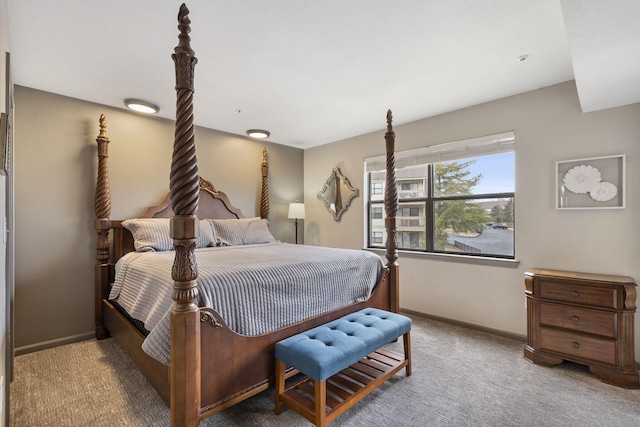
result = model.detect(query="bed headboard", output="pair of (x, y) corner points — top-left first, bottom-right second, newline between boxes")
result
(141, 177), (244, 220)
(107, 177), (248, 260)
(94, 114), (270, 264)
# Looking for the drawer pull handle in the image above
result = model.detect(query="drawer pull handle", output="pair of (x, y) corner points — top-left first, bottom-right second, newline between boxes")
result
(571, 342), (580, 349)
(570, 291), (579, 298)
(571, 316), (580, 323)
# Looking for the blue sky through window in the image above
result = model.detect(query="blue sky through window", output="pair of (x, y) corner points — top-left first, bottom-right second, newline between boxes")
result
(465, 152), (514, 195)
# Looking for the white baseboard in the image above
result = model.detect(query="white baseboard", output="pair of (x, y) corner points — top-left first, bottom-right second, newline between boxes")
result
(14, 332), (95, 356)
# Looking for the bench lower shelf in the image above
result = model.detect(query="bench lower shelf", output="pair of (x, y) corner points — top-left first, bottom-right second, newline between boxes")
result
(276, 347), (409, 426)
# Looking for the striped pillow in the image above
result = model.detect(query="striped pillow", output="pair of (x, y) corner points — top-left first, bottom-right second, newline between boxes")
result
(122, 218), (215, 252)
(209, 218), (276, 246)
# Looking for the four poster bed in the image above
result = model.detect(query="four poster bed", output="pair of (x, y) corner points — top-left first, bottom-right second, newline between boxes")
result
(94, 4), (400, 426)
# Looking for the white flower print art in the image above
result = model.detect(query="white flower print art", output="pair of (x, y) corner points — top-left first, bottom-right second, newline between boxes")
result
(556, 155), (625, 209)
(563, 165), (601, 194)
(590, 182), (617, 202)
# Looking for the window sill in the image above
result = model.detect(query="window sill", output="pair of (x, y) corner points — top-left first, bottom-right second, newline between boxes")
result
(365, 247), (520, 268)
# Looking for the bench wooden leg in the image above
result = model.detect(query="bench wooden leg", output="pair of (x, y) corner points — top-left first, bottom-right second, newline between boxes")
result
(275, 359), (286, 415)
(314, 379), (326, 427)
(404, 332), (412, 376)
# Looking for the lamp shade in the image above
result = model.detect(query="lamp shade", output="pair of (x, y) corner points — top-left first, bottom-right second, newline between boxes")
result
(288, 203), (305, 219)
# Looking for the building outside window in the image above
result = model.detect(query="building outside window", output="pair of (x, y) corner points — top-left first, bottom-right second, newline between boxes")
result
(366, 132), (515, 259)
(371, 182), (383, 195)
(371, 206), (383, 219)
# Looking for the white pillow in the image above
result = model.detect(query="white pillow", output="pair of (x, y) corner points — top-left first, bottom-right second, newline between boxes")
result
(122, 218), (215, 252)
(208, 218), (276, 246)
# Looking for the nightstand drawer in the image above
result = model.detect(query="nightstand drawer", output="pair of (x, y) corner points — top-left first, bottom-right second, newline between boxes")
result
(538, 280), (617, 309)
(539, 302), (616, 338)
(539, 328), (616, 366)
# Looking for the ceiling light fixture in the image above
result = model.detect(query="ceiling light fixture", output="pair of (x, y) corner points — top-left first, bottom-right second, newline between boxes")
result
(246, 129), (270, 139)
(124, 98), (160, 114)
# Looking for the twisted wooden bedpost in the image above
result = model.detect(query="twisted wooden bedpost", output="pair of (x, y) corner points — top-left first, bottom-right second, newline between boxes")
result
(384, 109), (400, 313)
(260, 147), (269, 219)
(95, 114), (111, 339)
(170, 4), (201, 426)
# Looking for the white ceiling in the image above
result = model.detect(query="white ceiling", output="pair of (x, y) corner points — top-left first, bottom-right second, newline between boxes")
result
(6, 1), (640, 149)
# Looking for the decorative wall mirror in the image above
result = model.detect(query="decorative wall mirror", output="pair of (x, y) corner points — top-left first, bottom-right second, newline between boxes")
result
(317, 167), (359, 221)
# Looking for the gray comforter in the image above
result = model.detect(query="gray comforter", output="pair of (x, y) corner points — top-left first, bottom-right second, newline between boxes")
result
(109, 242), (384, 364)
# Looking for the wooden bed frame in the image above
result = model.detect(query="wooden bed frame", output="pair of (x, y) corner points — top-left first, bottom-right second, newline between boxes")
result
(94, 5), (400, 426)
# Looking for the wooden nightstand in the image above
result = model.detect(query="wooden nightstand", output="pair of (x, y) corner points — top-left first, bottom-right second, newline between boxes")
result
(524, 268), (639, 388)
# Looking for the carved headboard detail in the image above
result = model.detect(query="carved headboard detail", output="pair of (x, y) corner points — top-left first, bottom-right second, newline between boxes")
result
(142, 177), (245, 220)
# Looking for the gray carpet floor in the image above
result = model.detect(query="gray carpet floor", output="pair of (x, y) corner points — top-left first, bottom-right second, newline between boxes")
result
(10, 313), (640, 426)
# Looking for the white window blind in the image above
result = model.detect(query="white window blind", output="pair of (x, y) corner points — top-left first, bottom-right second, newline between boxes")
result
(365, 131), (515, 172)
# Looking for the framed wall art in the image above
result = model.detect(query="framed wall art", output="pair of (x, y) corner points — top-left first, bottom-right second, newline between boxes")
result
(556, 154), (625, 210)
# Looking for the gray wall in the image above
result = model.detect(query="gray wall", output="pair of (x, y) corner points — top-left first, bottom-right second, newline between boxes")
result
(303, 81), (640, 354)
(13, 86), (303, 350)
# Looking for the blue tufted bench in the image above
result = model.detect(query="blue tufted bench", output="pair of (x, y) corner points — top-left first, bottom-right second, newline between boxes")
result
(275, 308), (412, 426)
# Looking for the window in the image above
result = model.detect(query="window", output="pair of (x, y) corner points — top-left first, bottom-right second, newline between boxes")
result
(366, 132), (515, 258)
(401, 183), (417, 191)
(371, 206), (383, 219)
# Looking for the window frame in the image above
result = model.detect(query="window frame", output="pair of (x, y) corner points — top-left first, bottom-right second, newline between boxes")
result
(365, 132), (515, 260)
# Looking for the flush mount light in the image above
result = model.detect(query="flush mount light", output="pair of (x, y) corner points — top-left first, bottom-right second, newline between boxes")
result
(246, 129), (270, 139)
(124, 98), (160, 114)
